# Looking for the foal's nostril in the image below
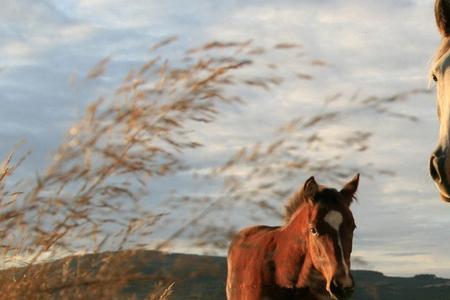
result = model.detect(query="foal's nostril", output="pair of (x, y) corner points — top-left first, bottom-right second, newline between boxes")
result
(332, 279), (338, 288)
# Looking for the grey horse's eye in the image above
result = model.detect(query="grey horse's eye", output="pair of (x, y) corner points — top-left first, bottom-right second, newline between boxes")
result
(310, 227), (319, 237)
(433, 74), (438, 82)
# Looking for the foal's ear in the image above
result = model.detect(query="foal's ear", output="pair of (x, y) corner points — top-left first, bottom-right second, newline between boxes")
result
(436, 0), (450, 37)
(303, 176), (319, 204)
(340, 173), (359, 206)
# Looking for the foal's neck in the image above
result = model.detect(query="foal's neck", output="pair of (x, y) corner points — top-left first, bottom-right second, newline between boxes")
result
(273, 205), (312, 288)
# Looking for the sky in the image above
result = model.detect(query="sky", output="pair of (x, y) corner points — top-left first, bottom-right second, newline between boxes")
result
(2, 0), (450, 277)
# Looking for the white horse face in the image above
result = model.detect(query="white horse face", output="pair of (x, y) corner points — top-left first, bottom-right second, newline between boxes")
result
(430, 49), (450, 202)
(429, 0), (450, 202)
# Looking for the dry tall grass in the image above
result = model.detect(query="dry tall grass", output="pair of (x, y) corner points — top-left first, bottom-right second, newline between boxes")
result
(0, 38), (430, 299)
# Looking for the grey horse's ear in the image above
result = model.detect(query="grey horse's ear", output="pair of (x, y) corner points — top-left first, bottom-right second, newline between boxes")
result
(303, 176), (319, 205)
(340, 173), (359, 206)
(436, 0), (450, 37)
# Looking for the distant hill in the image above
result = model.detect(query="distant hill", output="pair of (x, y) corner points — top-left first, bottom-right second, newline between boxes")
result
(1, 250), (450, 299)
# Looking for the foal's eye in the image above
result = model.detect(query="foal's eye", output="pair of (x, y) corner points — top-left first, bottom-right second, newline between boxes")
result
(433, 74), (438, 82)
(310, 227), (319, 237)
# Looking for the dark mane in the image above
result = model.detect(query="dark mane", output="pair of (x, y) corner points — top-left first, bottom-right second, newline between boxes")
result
(283, 186), (305, 224)
(284, 185), (343, 223)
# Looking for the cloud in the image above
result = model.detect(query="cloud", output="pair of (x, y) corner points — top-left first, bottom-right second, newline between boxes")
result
(0, 1), (95, 68)
(1, 41), (33, 61)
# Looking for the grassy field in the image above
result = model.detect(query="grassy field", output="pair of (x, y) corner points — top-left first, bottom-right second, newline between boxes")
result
(2, 250), (450, 300)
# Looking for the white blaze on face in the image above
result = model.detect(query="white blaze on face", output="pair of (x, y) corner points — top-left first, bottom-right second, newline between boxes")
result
(324, 210), (352, 287)
(324, 210), (343, 231)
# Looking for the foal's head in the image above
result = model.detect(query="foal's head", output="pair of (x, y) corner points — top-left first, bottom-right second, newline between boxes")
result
(291, 175), (359, 300)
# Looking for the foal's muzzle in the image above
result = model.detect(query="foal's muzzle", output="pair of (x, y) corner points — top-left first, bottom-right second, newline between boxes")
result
(430, 149), (450, 202)
(330, 278), (354, 300)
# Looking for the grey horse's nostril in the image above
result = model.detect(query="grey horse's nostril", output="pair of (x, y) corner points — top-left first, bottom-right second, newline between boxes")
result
(430, 155), (441, 183)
